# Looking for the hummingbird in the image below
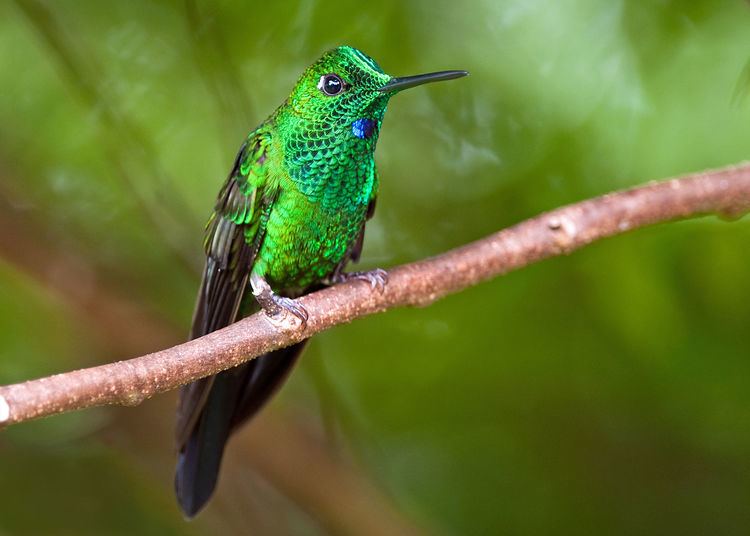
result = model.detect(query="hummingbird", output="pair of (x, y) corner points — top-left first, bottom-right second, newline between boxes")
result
(174, 45), (467, 517)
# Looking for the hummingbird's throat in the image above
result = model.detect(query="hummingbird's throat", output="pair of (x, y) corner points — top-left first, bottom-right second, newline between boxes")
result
(351, 118), (376, 139)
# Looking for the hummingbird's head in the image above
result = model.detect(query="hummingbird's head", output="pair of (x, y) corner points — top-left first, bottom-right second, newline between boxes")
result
(285, 46), (468, 142)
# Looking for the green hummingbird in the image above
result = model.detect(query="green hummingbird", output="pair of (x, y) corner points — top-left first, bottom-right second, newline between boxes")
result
(175, 45), (467, 517)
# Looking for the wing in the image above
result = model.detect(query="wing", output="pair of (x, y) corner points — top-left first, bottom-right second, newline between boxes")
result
(176, 130), (272, 448)
(175, 129), (282, 517)
(349, 195), (378, 263)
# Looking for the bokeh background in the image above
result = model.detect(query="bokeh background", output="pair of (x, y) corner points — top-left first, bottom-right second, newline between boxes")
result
(1, 1), (749, 534)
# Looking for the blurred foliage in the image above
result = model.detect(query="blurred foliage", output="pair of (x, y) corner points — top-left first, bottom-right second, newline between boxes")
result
(1, 0), (749, 534)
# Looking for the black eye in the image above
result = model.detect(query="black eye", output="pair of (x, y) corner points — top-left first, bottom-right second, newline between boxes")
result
(318, 74), (345, 96)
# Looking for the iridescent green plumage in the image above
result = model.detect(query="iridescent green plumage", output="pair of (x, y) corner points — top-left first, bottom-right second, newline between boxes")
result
(174, 46), (467, 517)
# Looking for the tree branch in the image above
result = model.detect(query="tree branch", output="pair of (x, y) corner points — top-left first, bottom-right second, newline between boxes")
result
(1, 163), (749, 426)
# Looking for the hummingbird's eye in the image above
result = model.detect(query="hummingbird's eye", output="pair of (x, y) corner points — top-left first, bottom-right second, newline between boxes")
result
(318, 74), (345, 96)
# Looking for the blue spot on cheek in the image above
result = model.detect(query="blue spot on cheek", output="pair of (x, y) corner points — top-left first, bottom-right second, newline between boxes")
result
(352, 118), (375, 139)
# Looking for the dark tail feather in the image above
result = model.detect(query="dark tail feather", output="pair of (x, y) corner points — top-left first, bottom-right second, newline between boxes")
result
(175, 367), (243, 518)
(174, 342), (306, 518)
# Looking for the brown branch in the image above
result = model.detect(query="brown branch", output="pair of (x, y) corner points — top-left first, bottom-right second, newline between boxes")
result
(1, 163), (749, 426)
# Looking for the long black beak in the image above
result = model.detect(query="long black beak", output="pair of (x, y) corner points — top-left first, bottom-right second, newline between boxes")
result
(378, 70), (469, 93)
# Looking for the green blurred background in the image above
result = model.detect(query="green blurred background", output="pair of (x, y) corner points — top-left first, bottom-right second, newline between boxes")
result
(1, 1), (749, 534)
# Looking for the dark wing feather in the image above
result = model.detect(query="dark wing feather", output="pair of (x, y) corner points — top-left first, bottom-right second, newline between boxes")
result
(174, 132), (274, 517)
(175, 136), (268, 445)
(349, 197), (377, 263)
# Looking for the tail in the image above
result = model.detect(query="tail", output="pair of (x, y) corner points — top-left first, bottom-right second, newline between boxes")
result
(174, 343), (306, 518)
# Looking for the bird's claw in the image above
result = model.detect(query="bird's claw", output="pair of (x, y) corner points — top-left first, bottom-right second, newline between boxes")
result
(251, 273), (308, 328)
(334, 268), (388, 293)
(267, 295), (309, 326)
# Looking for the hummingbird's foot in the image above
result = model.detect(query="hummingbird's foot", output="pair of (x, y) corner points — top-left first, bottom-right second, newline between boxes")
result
(250, 273), (308, 327)
(332, 268), (388, 293)
(268, 295), (309, 325)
